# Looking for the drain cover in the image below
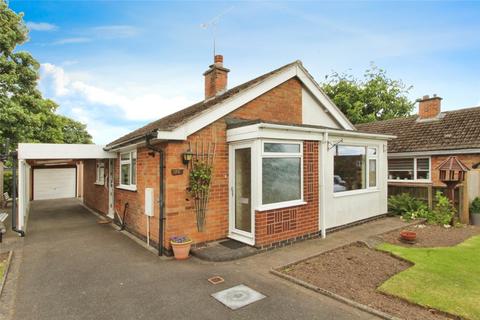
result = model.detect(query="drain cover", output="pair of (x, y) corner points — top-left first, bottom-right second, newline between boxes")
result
(208, 276), (225, 285)
(212, 284), (266, 310)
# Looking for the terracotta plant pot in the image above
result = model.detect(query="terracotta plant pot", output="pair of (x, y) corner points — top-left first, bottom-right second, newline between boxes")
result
(171, 240), (192, 260)
(400, 230), (417, 242)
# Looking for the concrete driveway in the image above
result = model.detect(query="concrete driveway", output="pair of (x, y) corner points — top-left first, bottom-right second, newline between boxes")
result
(13, 199), (380, 320)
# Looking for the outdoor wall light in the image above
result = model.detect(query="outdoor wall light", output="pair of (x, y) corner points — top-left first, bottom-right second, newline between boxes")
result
(182, 149), (194, 165)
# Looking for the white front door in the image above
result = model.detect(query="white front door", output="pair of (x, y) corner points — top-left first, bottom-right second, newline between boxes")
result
(107, 159), (115, 218)
(229, 142), (255, 245)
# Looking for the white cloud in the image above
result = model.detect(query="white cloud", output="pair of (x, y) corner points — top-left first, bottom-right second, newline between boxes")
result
(53, 37), (91, 45)
(91, 25), (140, 38)
(39, 63), (194, 144)
(26, 22), (58, 31)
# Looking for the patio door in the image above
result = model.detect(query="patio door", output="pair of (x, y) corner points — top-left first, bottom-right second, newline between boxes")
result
(229, 142), (255, 245)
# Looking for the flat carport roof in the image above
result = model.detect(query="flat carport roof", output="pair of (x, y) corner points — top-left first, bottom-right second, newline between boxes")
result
(18, 143), (117, 160)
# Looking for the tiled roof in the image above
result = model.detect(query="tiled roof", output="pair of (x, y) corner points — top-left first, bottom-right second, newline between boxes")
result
(355, 106), (480, 153)
(106, 61), (300, 148)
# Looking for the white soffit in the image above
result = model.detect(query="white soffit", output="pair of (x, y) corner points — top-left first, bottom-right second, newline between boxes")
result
(18, 143), (116, 160)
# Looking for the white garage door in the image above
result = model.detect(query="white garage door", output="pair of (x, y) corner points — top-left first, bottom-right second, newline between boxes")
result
(33, 168), (76, 200)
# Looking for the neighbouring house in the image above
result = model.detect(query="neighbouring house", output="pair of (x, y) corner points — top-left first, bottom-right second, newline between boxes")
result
(357, 95), (480, 187)
(15, 56), (393, 254)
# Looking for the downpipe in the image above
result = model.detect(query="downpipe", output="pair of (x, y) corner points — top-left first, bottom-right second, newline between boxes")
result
(145, 134), (166, 256)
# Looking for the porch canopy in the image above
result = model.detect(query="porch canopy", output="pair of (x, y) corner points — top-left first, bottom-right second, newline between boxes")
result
(15, 143), (116, 233)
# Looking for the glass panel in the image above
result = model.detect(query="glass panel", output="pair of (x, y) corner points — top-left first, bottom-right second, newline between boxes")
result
(388, 158), (414, 180)
(120, 153), (130, 161)
(235, 148), (251, 232)
(334, 145), (366, 192)
(121, 163), (130, 185)
(369, 159), (377, 187)
(131, 157), (137, 185)
(264, 143), (300, 153)
(262, 158), (301, 204)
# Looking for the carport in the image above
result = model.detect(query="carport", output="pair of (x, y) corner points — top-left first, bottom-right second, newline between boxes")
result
(14, 143), (116, 234)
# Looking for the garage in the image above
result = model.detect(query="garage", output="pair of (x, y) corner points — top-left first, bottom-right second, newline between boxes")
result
(33, 168), (77, 200)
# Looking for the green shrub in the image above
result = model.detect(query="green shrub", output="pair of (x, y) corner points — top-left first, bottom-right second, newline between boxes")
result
(402, 207), (431, 222)
(388, 193), (427, 216)
(470, 197), (480, 214)
(430, 191), (455, 225)
(3, 170), (12, 196)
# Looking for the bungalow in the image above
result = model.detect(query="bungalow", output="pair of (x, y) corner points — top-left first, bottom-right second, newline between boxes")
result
(356, 96), (480, 187)
(15, 56), (393, 255)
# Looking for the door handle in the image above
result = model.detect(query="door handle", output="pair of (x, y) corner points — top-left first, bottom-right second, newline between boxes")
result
(230, 186), (234, 197)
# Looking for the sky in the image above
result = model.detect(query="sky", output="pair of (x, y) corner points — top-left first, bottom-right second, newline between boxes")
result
(8, 1), (480, 144)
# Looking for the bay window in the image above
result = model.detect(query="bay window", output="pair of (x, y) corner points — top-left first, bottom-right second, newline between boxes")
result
(388, 157), (430, 181)
(119, 150), (137, 189)
(334, 145), (378, 193)
(261, 142), (303, 207)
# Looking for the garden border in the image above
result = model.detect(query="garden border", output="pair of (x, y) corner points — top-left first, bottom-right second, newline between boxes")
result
(0, 251), (13, 297)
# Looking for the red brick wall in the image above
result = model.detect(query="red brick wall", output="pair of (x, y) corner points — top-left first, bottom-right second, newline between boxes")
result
(109, 77), (306, 250)
(431, 154), (480, 186)
(162, 77), (304, 249)
(83, 159), (109, 215)
(255, 141), (319, 247)
(113, 146), (162, 245)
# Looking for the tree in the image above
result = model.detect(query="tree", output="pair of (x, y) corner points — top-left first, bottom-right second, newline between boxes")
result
(0, 0), (92, 152)
(321, 63), (415, 124)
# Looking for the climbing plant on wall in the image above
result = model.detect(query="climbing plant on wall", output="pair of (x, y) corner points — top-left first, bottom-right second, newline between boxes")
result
(188, 141), (216, 232)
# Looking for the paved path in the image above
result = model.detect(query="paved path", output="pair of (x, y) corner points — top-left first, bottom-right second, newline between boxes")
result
(11, 199), (407, 320)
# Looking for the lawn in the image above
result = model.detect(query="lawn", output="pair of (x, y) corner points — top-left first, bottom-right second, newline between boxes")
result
(378, 235), (480, 320)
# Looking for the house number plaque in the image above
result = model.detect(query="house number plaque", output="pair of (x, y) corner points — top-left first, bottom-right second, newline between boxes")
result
(171, 168), (184, 176)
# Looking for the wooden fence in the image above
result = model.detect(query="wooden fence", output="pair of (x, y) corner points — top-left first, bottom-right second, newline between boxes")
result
(388, 182), (463, 213)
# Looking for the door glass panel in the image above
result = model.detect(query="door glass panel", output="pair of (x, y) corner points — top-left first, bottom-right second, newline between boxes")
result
(235, 148), (251, 232)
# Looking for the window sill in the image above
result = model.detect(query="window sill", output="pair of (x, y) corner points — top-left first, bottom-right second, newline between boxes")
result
(116, 185), (137, 192)
(333, 188), (379, 198)
(256, 200), (307, 212)
(94, 182), (105, 186)
(388, 180), (432, 184)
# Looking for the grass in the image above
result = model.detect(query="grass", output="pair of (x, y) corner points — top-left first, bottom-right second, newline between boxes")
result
(377, 235), (480, 320)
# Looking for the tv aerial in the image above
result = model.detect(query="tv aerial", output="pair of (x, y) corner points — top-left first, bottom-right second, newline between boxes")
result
(200, 6), (234, 58)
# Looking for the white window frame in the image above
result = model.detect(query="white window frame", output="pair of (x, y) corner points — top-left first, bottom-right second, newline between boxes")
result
(257, 140), (305, 211)
(95, 160), (105, 185)
(333, 144), (379, 196)
(388, 156), (431, 182)
(118, 150), (137, 191)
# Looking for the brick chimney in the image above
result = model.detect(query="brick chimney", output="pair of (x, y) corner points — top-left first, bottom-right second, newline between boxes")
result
(203, 54), (230, 99)
(417, 94), (442, 119)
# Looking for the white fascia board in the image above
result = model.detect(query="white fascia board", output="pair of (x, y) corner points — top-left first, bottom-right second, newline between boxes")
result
(156, 129), (187, 141)
(295, 64), (355, 131)
(227, 124), (325, 142)
(326, 129), (395, 140)
(389, 149), (480, 157)
(18, 143), (116, 160)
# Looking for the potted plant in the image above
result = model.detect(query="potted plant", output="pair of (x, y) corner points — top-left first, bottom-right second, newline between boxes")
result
(170, 236), (192, 260)
(470, 197), (480, 226)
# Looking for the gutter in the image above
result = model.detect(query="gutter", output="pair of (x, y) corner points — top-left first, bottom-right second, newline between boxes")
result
(144, 134), (166, 256)
(254, 123), (396, 140)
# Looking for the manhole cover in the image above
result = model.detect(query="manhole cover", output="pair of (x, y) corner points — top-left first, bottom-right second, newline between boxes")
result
(212, 284), (266, 310)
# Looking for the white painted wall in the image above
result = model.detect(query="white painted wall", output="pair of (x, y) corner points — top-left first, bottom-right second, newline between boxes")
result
(302, 88), (341, 129)
(17, 160), (31, 230)
(322, 135), (388, 229)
